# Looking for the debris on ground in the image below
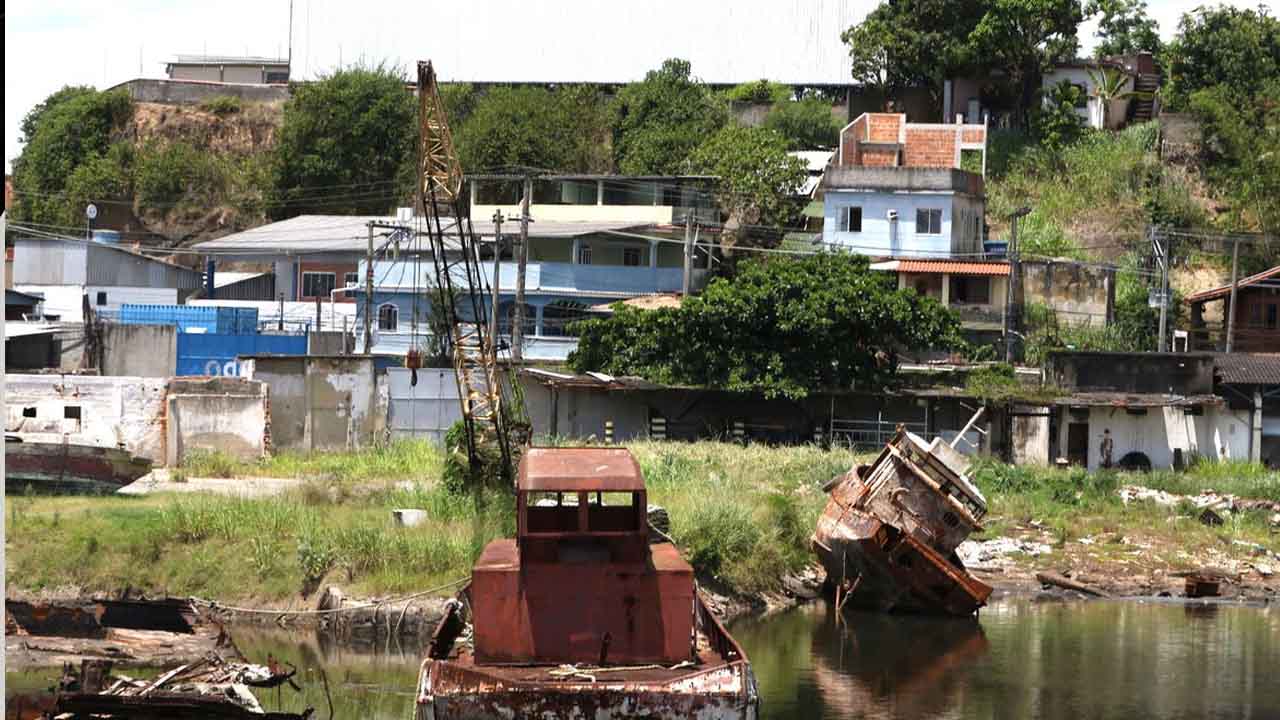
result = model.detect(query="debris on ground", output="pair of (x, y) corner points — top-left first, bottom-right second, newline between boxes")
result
(957, 538), (1053, 569)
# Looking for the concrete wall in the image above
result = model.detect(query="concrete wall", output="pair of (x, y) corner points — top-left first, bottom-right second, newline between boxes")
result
(1049, 352), (1215, 395)
(1022, 260), (1114, 327)
(1056, 404), (1251, 470)
(241, 355), (382, 450)
(4, 374), (169, 461)
(1011, 405), (1052, 466)
(166, 389), (268, 466)
(824, 190), (973, 256)
(102, 323), (177, 377)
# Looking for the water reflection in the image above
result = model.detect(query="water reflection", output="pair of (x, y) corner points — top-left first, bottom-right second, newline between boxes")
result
(730, 598), (1280, 720)
(7, 599), (1277, 720)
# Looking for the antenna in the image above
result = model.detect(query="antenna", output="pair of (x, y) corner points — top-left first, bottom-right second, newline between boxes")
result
(287, 0), (293, 73)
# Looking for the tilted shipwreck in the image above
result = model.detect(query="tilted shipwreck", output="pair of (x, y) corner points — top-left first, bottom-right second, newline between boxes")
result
(417, 447), (759, 719)
(813, 428), (993, 616)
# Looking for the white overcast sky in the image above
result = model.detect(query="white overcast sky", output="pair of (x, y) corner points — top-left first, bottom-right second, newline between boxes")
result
(3, 0), (1270, 172)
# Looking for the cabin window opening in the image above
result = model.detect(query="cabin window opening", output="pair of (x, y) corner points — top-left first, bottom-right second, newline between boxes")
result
(897, 553), (914, 569)
(22, 406), (37, 418)
(64, 406), (82, 420)
(588, 491), (639, 532)
(943, 511), (959, 528)
(525, 491), (580, 534)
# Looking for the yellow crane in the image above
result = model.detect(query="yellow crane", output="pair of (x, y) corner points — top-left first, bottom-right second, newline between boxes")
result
(416, 60), (517, 485)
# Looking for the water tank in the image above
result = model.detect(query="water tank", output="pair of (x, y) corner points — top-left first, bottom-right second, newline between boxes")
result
(91, 230), (122, 245)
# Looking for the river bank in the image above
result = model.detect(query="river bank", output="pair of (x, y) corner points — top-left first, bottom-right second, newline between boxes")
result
(5, 441), (1278, 619)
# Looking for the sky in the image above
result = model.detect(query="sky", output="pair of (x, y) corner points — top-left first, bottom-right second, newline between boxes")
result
(3, 0), (1271, 172)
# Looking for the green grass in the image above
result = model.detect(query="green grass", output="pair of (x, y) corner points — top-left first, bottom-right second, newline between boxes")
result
(7, 441), (1277, 605)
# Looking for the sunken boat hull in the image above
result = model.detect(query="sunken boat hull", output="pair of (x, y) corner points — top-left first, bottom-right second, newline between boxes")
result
(4, 437), (152, 493)
(813, 428), (992, 617)
(417, 591), (758, 720)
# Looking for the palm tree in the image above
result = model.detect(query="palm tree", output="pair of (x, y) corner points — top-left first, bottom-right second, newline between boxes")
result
(1087, 66), (1152, 130)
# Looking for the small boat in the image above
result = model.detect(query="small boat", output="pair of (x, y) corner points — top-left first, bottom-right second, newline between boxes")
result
(4, 435), (152, 493)
(416, 447), (759, 719)
(812, 428), (992, 616)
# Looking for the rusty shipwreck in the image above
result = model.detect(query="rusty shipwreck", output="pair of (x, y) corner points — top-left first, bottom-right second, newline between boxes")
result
(813, 428), (992, 616)
(5, 435), (152, 493)
(416, 447), (759, 719)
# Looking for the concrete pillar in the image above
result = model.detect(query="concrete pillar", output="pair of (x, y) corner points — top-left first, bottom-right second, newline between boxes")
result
(941, 274), (951, 306)
(596, 180), (605, 206)
(571, 238), (581, 265)
(534, 303), (545, 336)
(649, 240), (658, 268)
(469, 180), (478, 211)
(1253, 391), (1264, 463)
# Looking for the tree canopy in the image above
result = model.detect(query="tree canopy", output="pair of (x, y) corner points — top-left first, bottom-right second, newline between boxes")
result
(1163, 5), (1280, 111)
(764, 97), (842, 150)
(568, 253), (965, 399)
(611, 58), (728, 175)
(967, 0), (1084, 121)
(453, 85), (611, 174)
(271, 65), (417, 217)
(1087, 0), (1161, 57)
(10, 87), (133, 226)
(687, 126), (808, 245)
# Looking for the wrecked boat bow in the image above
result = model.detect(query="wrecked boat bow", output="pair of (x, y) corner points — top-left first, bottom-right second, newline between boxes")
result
(813, 427), (993, 617)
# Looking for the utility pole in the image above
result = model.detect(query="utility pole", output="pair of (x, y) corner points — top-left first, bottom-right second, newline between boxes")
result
(512, 176), (531, 362)
(1005, 207), (1031, 363)
(1155, 227), (1170, 352)
(490, 210), (504, 356)
(1225, 236), (1241, 352)
(364, 222), (374, 354)
(681, 211), (694, 296)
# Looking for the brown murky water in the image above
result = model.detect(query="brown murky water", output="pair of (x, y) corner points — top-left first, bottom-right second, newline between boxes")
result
(8, 598), (1278, 719)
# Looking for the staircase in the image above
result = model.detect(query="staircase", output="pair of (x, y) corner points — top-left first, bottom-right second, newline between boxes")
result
(1130, 73), (1161, 123)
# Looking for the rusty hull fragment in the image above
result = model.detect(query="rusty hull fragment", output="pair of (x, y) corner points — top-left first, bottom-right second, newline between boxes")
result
(813, 429), (992, 616)
(4, 436), (152, 493)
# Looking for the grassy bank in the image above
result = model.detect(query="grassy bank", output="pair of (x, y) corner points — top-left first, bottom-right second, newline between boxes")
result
(6, 441), (1277, 604)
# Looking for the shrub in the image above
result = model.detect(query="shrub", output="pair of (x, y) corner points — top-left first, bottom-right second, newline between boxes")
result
(199, 95), (243, 115)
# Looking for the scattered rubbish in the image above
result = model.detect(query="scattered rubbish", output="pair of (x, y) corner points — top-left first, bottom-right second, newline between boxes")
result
(1119, 485), (1280, 516)
(392, 508), (429, 527)
(1253, 563), (1274, 578)
(4, 436), (152, 494)
(1184, 575), (1221, 598)
(54, 656), (313, 719)
(1035, 571), (1110, 598)
(5, 597), (232, 669)
(419, 447), (759, 719)
(813, 426), (992, 616)
(957, 537), (1052, 567)
(1199, 508), (1225, 527)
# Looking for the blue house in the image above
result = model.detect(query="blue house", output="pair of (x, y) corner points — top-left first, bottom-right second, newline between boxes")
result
(821, 113), (988, 258)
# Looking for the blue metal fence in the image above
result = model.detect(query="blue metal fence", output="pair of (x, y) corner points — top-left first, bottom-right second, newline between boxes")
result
(176, 333), (308, 376)
(119, 304), (259, 334)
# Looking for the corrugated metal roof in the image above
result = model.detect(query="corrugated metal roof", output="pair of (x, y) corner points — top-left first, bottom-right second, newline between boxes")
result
(193, 215), (655, 253)
(871, 260), (1010, 276)
(1186, 265), (1280, 303)
(172, 55), (289, 66)
(1213, 353), (1280, 386)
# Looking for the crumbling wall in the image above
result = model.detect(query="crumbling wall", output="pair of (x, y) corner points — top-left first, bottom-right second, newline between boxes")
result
(4, 374), (168, 461)
(1011, 405), (1051, 466)
(166, 388), (268, 466)
(102, 323), (177, 377)
(241, 356), (380, 450)
(1022, 260), (1114, 327)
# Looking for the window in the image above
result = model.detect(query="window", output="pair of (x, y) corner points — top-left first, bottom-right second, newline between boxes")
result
(64, 406), (82, 420)
(344, 272), (359, 289)
(302, 272), (336, 298)
(22, 407), (36, 418)
(1073, 83), (1089, 109)
(839, 206), (862, 233)
(916, 208), (942, 235)
(96, 291), (107, 306)
(577, 244), (593, 265)
(623, 247), (642, 267)
(1268, 303), (1278, 330)
(952, 276), (991, 305)
(377, 303), (399, 331)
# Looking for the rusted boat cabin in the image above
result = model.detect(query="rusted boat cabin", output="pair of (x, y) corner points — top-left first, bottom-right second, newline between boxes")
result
(813, 430), (993, 616)
(418, 447), (758, 719)
(472, 447), (693, 665)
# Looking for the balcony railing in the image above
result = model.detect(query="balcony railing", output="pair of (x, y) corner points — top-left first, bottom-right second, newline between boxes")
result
(950, 303), (1004, 327)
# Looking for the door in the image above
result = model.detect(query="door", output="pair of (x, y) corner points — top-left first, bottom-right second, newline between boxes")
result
(1067, 423), (1089, 466)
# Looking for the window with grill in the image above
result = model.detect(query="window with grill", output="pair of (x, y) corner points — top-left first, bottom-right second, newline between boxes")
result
(302, 272), (336, 298)
(344, 272), (359, 289)
(377, 303), (399, 331)
(839, 206), (862, 233)
(623, 247), (642, 266)
(916, 208), (942, 235)
(577, 244), (593, 265)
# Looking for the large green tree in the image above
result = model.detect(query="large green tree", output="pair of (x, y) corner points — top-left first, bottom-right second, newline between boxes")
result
(453, 85), (611, 174)
(569, 254), (965, 399)
(611, 59), (728, 174)
(967, 0), (1085, 123)
(764, 97), (842, 150)
(687, 126), (808, 247)
(1190, 80), (1280, 238)
(10, 87), (133, 225)
(271, 65), (417, 217)
(1162, 5), (1280, 111)
(1087, 0), (1161, 57)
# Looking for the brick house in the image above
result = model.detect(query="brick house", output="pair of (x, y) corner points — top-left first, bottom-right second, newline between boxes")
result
(822, 113), (988, 258)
